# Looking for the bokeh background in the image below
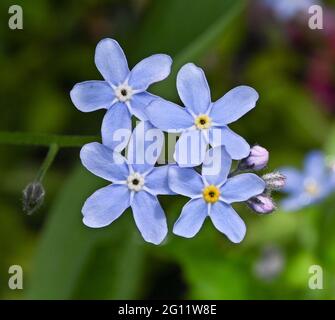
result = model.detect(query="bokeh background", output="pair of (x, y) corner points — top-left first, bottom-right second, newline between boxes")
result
(1, 0), (335, 299)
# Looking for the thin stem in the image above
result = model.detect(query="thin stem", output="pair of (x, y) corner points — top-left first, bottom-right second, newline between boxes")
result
(228, 163), (242, 178)
(35, 144), (60, 182)
(0, 131), (99, 148)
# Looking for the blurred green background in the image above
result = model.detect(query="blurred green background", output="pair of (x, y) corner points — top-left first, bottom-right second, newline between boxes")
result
(1, 0), (335, 299)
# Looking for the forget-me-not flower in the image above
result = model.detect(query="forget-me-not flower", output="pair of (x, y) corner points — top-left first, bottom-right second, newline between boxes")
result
(145, 63), (259, 166)
(80, 121), (174, 245)
(169, 146), (265, 242)
(263, 0), (319, 21)
(280, 151), (335, 211)
(70, 38), (172, 150)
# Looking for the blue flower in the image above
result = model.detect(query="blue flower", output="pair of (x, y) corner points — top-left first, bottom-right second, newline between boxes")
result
(70, 38), (172, 150)
(280, 151), (335, 211)
(145, 63), (259, 166)
(169, 147), (265, 242)
(80, 121), (174, 245)
(263, 0), (319, 21)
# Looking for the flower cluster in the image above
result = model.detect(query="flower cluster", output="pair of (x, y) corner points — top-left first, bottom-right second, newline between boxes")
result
(71, 38), (284, 245)
(279, 151), (335, 211)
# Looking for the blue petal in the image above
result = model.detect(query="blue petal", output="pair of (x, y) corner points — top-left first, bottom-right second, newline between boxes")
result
(82, 184), (130, 228)
(323, 176), (335, 198)
(279, 167), (304, 194)
(177, 63), (211, 115)
(209, 126), (250, 160)
(220, 173), (265, 203)
(281, 193), (314, 211)
(128, 54), (172, 91)
(145, 98), (193, 132)
(70, 81), (114, 112)
(168, 165), (204, 198)
(264, 0), (313, 20)
(173, 198), (207, 238)
(94, 38), (129, 86)
(209, 201), (246, 243)
(80, 142), (129, 182)
(129, 92), (157, 121)
(174, 129), (207, 167)
(127, 121), (164, 173)
(210, 86), (259, 125)
(145, 165), (175, 195)
(202, 146), (232, 186)
(101, 103), (131, 151)
(304, 151), (326, 180)
(131, 191), (168, 245)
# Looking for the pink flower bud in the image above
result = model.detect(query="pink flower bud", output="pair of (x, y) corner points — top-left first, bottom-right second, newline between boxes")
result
(247, 194), (276, 214)
(239, 145), (269, 171)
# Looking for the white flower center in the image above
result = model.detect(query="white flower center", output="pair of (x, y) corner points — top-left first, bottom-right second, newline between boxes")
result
(127, 172), (145, 192)
(114, 84), (133, 102)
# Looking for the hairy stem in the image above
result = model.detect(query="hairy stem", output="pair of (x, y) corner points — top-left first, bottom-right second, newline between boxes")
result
(35, 144), (60, 182)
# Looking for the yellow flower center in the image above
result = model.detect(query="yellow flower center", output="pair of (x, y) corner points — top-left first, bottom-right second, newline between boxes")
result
(203, 185), (220, 203)
(195, 114), (212, 130)
(304, 180), (320, 196)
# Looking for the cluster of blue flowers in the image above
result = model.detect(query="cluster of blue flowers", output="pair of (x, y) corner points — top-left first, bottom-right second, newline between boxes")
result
(71, 38), (282, 245)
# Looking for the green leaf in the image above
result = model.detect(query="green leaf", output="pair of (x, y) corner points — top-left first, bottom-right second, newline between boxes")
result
(72, 223), (146, 299)
(132, 0), (246, 99)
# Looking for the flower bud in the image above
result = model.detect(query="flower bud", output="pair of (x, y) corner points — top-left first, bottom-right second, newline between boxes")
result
(247, 194), (276, 214)
(239, 145), (269, 171)
(262, 172), (286, 190)
(22, 182), (45, 215)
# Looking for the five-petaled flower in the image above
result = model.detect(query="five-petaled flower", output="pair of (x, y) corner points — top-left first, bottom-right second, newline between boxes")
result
(70, 38), (172, 150)
(80, 121), (174, 245)
(262, 0), (318, 21)
(169, 147), (265, 242)
(145, 63), (259, 167)
(280, 151), (335, 211)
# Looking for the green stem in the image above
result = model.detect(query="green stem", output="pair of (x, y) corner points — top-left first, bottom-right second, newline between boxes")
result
(35, 144), (60, 182)
(0, 131), (99, 148)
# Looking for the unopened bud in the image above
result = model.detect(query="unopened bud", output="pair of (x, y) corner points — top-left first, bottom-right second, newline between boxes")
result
(239, 145), (269, 171)
(262, 172), (286, 190)
(22, 182), (45, 215)
(247, 194), (276, 214)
